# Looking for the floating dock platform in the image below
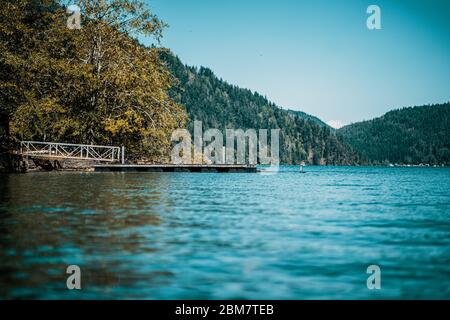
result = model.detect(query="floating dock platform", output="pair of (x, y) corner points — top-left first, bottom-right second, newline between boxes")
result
(93, 164), (257, 173)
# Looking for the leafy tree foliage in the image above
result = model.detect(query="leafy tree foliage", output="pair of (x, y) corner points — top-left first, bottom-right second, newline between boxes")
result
(0, 0), (186, 165)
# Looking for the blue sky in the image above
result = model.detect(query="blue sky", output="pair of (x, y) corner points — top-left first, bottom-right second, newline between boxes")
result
(141, 0), (450, 126)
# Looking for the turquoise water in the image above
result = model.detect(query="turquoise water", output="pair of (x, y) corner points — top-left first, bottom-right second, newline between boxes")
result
(0, 166), (449, 299)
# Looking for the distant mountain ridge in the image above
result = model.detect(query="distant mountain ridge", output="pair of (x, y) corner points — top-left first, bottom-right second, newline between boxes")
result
(338, 103), (450, 166)
(286, 109), (329, 127)
(161, 52), (360, 165)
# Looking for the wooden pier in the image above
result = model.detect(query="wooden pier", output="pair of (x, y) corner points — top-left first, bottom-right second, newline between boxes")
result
(93, 164), (257, 173)
(19, 141), (258, 173)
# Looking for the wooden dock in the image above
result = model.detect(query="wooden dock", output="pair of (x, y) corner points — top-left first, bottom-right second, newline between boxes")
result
(93, 164), (257, 173)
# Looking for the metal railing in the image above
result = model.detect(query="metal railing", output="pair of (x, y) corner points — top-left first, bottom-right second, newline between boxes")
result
(20, 141), (124, 163)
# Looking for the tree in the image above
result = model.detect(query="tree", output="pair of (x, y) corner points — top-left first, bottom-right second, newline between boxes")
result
(1, 0), (187, 165)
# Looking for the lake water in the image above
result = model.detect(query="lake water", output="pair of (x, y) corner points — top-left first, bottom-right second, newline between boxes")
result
(0, 166), (449, 299)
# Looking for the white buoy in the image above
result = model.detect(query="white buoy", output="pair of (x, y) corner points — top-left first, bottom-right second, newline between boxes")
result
(300, 161), (306, 173)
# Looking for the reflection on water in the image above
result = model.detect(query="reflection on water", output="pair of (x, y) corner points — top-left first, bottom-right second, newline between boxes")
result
(0, 167), (449, 299)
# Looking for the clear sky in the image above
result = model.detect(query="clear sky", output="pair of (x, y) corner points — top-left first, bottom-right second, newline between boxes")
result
(140, 0), (450, 127)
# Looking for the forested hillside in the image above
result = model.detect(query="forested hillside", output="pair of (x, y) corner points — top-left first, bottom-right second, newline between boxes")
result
(338, 103), (450, 165)
(162, 53), (361, 165)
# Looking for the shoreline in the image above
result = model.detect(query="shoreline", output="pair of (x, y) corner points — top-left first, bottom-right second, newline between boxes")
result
(1, 153), (448, 174)
(2, 163), (448, 174)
